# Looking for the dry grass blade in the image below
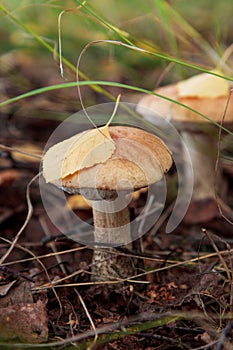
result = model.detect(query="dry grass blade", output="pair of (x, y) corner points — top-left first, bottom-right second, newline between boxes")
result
(39, 216), (67, 275)
(0, 144), (42, 159)
(215, 88), (233, 225)
(0, 173), (40, 265)
(0, 310), (206, 348)
(0, 237), (63, 316)
(31, 246), (233, 291)
(202, 228), (233, 313)
(57, 4), (85, 78)
(74, 289), (98, 350)
(0, 246), (87, 267)
(216, 319), (233, 350)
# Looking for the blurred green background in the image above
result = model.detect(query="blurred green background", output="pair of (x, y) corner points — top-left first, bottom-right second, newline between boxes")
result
(0, 0), (233, 115)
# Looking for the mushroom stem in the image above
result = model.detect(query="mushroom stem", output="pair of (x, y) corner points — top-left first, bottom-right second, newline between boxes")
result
(91, 196), (136, 282)
(181, 131), (223, 201)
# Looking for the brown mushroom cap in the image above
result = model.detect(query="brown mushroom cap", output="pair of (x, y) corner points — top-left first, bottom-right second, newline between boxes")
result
(43, 126), (172, 199)
(137, 72), (233, 126)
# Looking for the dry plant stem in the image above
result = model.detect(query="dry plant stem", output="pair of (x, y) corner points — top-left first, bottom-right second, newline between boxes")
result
(0, 237), (63, 316)
(203, 228), (233, 313)
(74, 289), (98, 349)
(39, 216), (67, 275)
(181, 131), (222, 201)
(0, 173), (39, 265)
(33, 246), (233, 291)
(91, 196), (136, 281)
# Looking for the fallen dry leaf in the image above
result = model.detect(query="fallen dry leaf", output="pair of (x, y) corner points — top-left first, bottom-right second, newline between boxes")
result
(0, 280), (16, 297)
(43, 125), (115, 183)
(0, 280), (33, 307)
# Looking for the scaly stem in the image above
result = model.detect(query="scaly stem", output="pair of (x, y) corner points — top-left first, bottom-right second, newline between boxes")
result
(91, 196), (136, 282)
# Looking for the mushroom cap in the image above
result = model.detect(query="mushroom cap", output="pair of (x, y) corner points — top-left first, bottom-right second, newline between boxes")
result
(43, 126), (172, 199)
(136, 72), (233, 127)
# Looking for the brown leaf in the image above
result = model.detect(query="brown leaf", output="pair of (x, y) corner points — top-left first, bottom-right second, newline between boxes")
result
(0, 281), (33, 307)
(0, 280), (16, 296)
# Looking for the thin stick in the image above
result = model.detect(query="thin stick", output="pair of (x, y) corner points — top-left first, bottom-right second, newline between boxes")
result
(39, 216), (67, 275)
(202, 229), (231, 283)
(202, 228), (233, 312)
(216, 319), (233, 350)
(0, 237), (63, 316)
(0, 173), (40, 265)
(0, 246), (87, 266)
(57, 10), (65, 78)
(0, 310), (217, 348)
(0, 144), (42, 159)
(74, 289), (98, 349)
(33, 246), (233, 291)
(215, 88), (233, 225)
(75, 39), (144, 129)
(57, 3), (85, 78)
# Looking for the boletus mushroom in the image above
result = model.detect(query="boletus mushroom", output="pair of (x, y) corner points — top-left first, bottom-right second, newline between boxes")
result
(43, 125), (172, 282)
(136, 71), (233, 223)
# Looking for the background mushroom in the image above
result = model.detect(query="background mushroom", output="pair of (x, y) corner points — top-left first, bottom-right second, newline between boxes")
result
(43, 125), (172, 282)
(136, 71), (233, 223)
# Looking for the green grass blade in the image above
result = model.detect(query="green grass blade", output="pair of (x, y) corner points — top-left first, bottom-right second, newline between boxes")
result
(77, 314), (182, 350)
(75, 0), (134, 45)
(158, 1), (222, 67)
(1, 3), (230, 99)
(0, 80), (232, 136)
(153, 0), (180, 63)
(0, 3), (115, 102)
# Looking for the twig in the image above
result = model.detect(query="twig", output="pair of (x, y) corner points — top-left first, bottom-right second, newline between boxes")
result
(216, 319), (233, 350)
(0, 311), (192, 348)
(0, 144), (42, 159)
(39, 215), (67, 275)
(57, 4), (84, 78)
(215, 88), (233, 225)
(0, 172), (40, 265)
(74, 289), (98, 349)
(33, 247), (233, 291)
(193, 341), (219, 350)
(0, 265), (34, 282)
(0, 237), (63, 317)
(137, 332), (180, 345)
(202, 228), (233, 312)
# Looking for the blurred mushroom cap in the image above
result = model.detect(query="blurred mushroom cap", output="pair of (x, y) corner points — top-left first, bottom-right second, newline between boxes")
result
(137, 71), (233, 126)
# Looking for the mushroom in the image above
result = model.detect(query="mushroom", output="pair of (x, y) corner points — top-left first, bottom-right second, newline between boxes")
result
(136, 71), (233, 223)
(42, 125), (172, 282)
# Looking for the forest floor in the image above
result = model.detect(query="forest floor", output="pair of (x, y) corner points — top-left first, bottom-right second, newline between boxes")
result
(0, 54), (233, 350)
